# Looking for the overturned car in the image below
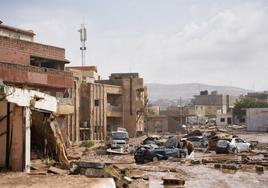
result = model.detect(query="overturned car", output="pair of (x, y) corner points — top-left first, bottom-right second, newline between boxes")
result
(134, 137), (186, 163)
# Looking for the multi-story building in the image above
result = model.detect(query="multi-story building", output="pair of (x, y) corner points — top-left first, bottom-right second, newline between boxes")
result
(97, 73), (148, 138)
(192, 90), (237, 117)
(0, 23), (73, 171)
(68, 71), (148, 139)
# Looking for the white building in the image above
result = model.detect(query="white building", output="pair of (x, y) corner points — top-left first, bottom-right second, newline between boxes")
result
(247, 108), (268, 132)
(216, 114), (233, 126)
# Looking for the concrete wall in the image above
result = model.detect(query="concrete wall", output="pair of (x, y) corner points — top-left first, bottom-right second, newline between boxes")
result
(194, 94), (224, 106)
(247, 108), (268, 132)
(167, 116), (187, 133)
(80, 83), (107, 140)
(216, 114), (233, 126)
(121, 77), (145, 137)
(0, 25), (34, 42)
(146, 115), (168, 133)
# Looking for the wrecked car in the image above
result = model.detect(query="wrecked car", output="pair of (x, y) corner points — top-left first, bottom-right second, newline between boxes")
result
(142, 135), (165, 146)
(182, 136), (208, 148)
(134, 144), (186, 163)
(106, 128), (129, 149)
(229, 138), (252, 153)
(216, 139), (230, 154)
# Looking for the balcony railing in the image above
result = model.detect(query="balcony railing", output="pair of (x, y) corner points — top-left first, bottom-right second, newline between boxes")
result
(0, 61), (73, 76)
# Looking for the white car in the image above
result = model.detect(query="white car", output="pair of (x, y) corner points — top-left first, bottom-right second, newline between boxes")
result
(229, 137), (252, 153)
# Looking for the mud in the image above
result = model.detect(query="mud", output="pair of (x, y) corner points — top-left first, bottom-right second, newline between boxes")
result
(1, 132), (268, 188)
(0, 172), (115, 188)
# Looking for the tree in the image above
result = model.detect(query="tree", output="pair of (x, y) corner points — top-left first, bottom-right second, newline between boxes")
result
(233, 98), (268, 118)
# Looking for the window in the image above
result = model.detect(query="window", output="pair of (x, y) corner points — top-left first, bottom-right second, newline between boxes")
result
(220, 118), (225, 122)
(94, 99), (100, 106)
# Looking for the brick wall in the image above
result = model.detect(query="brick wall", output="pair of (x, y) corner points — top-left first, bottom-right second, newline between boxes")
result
(0, 62), (73, 88)
(0, 36), (66, 65)
(0, 48), (29, 65)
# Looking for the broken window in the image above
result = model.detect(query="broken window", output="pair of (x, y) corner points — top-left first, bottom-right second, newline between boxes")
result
(220, 118), (225, 122)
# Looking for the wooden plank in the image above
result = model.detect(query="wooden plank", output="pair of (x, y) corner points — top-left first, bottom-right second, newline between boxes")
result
(48, 166), (69, 175)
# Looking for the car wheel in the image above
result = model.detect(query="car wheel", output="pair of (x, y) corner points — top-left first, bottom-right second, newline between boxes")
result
(152, 156), (158, 162)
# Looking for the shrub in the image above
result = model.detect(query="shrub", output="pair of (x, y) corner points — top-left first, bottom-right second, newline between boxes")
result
(81, 140), (94, 148)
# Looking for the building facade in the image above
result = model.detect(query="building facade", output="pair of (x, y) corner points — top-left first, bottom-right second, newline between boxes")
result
(192, 91), (237, 117)
(0, 23), (73, 172)
(247, 108), (268, 132)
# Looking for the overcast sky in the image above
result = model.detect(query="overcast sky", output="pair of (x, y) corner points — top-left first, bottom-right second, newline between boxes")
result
(1, 0), (268, 90)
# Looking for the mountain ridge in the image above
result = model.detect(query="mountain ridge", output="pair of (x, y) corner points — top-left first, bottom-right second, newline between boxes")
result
(146, 83), (253, 101)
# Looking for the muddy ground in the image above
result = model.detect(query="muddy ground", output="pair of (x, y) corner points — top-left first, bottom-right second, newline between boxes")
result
(0, 132), (268, 188)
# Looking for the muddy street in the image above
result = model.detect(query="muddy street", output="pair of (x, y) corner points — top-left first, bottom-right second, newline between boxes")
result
(2, 130), (268, 188)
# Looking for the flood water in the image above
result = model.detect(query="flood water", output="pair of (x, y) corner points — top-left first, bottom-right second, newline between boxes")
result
(148, 165), (268, 188)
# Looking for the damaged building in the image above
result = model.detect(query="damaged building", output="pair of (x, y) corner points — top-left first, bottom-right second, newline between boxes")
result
(67, 69), (148, 139)
(0, 23), (74, 172)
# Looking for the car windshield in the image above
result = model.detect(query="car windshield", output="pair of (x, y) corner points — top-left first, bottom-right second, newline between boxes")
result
(112, 132), (128, 140)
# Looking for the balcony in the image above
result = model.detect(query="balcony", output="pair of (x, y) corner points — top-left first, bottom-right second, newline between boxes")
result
(107, 103), (122, 117)
(0, 62), (73, 88)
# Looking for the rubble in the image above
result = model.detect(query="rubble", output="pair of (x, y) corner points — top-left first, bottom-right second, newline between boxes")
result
(162, 177), (185, 186)
(255, 166), (264, 173)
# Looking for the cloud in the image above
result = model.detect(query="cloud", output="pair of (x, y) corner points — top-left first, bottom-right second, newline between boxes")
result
(1, 1), (267, 90)
(85, 1), (268, 90)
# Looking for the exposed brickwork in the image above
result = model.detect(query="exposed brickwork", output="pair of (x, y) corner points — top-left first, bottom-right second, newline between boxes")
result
(0, 48), (29, 65)
(0, 62), (73, 88)
(0, 36), (66, 64)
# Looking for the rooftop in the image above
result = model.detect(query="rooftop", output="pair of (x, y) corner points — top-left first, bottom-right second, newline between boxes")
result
(67, 66), (98, 72)
(0, 23), (35, 36)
